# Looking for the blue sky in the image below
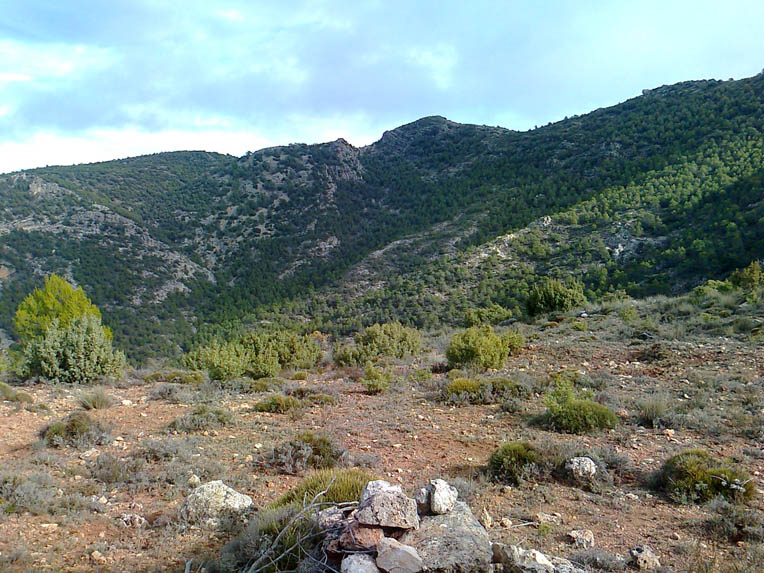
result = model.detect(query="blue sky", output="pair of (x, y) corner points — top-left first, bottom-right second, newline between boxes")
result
(1, 0), (763, 173)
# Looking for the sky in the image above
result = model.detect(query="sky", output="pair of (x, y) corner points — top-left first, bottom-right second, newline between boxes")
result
(1, 1), (763, 174)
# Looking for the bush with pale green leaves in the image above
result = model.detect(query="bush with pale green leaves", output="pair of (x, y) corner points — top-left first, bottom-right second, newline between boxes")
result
(334, 322), (421, 366)
(446, 325), (523, 370)
(239, 329), (322, 370)
(14, 274), (106, 343)
(21, 315), (125, 384)
(526, 278), (586, 316)
(183, 339), (279, 380)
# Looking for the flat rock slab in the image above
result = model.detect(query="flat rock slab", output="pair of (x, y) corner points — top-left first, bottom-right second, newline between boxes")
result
(400, 501), (491, 572)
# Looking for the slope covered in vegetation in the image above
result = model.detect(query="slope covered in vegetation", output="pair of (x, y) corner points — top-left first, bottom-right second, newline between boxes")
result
(0, 73), (762, 361)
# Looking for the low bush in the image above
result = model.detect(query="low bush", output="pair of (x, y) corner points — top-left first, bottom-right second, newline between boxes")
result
(360, 362), (394, 394)
(705, 496), (764, 542)
(539, 380), (617, 434)
(40, 411), (110, 448)
(464, 303), (513, 326)
(144, 369), (206, 385)
(444, 377), (487, 403)
(443, 376), (531, 405)
(0, 381), (34, 404)
(90, 453), (147, 485)
(218, 503), (315, 572)
(239, 329), (322, 370)
(272, 467), (376, 508)
(334, 322), (421, 366)
(168, 405), (233, 433)
(149, 383), (193, 404)
(654, 449), (755, 504)
(182, 340), (271, 381)
(447, 325), (514, 370)
(526, 278), (586, 316)
(267, 431), (347, 474)
(0, 470), (93, 515)
(488, 441), (539, 485)
(21, 314), (126, 384)
(78, 387), (114, 410)
(253, 393), (302, 413)
(637, 396), (669, 428)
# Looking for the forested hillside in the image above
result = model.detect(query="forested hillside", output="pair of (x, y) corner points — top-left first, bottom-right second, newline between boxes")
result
(1, 73), (762, 361)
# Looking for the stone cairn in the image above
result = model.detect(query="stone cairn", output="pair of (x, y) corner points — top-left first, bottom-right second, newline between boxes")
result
(315, 479), (590, 573)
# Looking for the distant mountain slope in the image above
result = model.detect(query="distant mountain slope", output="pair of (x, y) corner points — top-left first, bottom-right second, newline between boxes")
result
(1, 73), (763, 361)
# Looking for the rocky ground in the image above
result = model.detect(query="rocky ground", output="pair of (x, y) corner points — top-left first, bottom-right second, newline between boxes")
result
(1, 306), (763, 572)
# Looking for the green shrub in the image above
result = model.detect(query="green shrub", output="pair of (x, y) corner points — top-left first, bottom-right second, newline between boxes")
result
(637, 396), (669, 428)
(360, 362), (394, 394)
(144, 369), (206, 385)
(446, 325), (517, 370)
(40, 411), (110, 448)
(526, 278), (586, 316)
(168, 405), (233, 433)
(267, 431), (346, 474)
(78, 387), (114, 410)
(253, 393), (302, 413)
(488, 441), (539, 485)
(0, 381), (34, 404)
(490, 377), (532, 399)
(465, 304), (513, 326)
(218, 503), (315, 571)
(655, 449), (755, 504)
(239, 329), (322, 370)
(729, 260), (763, 291)
(14, 274), (105, 343)
(541, 381), (617, 434)
(334, 322), (421, 366)
(183, 340), (267, 380)
(443, 378), (488, 404)
(443, 376), (530, 405)
(410, 368), (433, 384)
(272, 467), (376, 508)
(502, 330), (525, 355)
(21, 314), (126, 384)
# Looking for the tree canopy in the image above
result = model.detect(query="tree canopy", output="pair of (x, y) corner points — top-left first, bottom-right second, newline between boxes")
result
(14, 274), (104, 342)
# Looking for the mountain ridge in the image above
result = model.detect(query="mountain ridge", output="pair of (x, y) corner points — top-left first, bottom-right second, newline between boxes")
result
(1, 73), (762, 361)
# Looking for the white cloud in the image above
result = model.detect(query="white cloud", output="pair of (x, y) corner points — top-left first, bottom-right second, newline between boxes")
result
(0, 40), (113, 81)
(406, 44), (458, 90)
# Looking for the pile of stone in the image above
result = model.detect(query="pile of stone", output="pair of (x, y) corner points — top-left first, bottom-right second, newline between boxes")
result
(317, 478), (593, 573)
(179, 478), (661, 572)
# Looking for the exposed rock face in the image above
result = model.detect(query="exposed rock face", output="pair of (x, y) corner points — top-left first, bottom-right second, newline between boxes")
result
(356, 489), (419, 530)
(376, 537), (424, 573)
(565, 457), (597, 480)
(178, 480), (253, 528)
(400, 501), (492, 572)
(342, 553), (381, 573)
(630, 545), (661, 570)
